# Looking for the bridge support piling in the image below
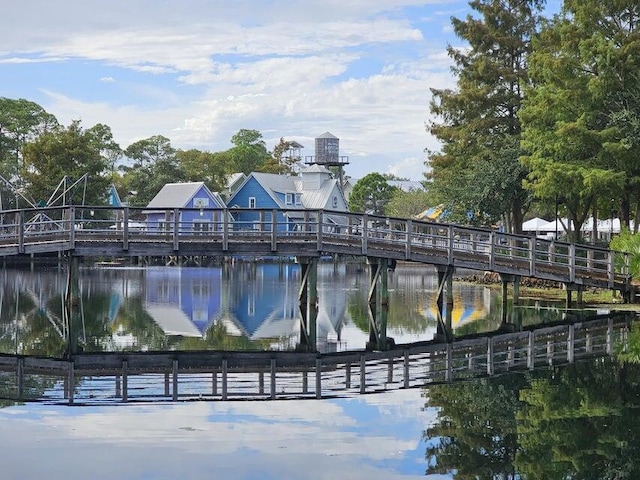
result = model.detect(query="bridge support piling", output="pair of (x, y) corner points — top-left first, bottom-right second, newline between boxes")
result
(64, 255), (82, 357)
(366, 258), (391, 350)
(566, 287), (573, 309)
(576, 286), (583, 308)
(435, 266), (454, 343)
(296, 257), (318, 352)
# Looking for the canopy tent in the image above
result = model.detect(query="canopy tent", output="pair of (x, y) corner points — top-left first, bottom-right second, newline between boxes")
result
(581, 217), (624, 233)
(522, 217), (553, 232)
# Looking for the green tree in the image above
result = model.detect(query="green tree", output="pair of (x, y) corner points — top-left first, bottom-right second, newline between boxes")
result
(520, 1), (640, 242)
(259, 137), (299, 174)
(177, 148), (231, 193)
(21, 121), (111, 206)
(228, 129), (270, 174)
(427, 0), (544, 231)
(348, 173), (398, 215)
(385, 188), (432, 219)
(0, 97), (59, 178)
(121, 135), (186, 205)
(86, 123), (122, 174)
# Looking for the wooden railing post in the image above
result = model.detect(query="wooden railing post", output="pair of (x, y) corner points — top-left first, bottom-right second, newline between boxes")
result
(489, 232), (495, 270)
(18, 210), (24, 254)
(317, 210), (323, 251)
(222, 209), (229, 251)
(607, 251), (614, 288)
(448, 225), (454, 263)
(122, 207), (130, 250)
(405, 219), (412, 260)
(569, 244), (575, 283)
(361, 215), (368, 255)
(68, 206), (76, 249)
(271, 209), (277, 252)
(529, 238), (535, 276)
(315, 357), (322, 399)
(173, 208), (180, 251)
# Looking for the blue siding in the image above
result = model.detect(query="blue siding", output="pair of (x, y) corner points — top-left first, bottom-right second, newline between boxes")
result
(146, 267), (223, 334)
(147, 184), (226, 233)
(229, 177), (291, 232)
(231, 264), (299, 336)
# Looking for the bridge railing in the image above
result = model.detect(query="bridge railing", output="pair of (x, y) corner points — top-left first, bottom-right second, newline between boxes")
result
(0, 206), (629, 288)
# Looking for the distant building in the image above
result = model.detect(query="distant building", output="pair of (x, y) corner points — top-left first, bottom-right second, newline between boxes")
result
(227, 165), (349, 232)
(224, 173), (247, 201)
(145, 182), (227, 234)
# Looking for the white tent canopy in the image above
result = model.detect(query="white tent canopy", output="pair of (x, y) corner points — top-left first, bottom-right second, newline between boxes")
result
(522, 217), (553, 232)
(581, 217), (623, 233)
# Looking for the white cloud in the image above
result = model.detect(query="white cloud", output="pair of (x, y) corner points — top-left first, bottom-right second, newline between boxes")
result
(2, 0), (467, 180)
(0, 390), (441, 479)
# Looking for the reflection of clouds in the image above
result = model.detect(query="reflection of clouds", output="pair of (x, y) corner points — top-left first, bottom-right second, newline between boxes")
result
(0, 390), (443, 479)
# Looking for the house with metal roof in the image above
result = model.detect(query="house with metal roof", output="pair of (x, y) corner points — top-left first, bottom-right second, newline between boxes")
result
(227, 165), (349, 232)
(145, 182), (227, 234)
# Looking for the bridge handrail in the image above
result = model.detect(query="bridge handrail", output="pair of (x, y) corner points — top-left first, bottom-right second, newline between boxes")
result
(0, 206), (630, 287)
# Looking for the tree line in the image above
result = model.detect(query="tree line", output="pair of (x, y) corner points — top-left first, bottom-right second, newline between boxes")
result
(427, 0), (640, 243)
(0, 96), (430, 218)
(0, 97), (300, 208)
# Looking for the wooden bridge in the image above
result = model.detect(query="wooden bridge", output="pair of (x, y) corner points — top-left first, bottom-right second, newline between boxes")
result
(0, 205), (632, 295)
(0, 313), (631, 405)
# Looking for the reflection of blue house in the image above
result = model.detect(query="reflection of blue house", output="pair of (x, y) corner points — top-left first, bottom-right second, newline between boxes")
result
(227, 166), (348, 232)
(223, 263), (347, 351)
(145, 182), (227, 234)
(144, 267), (223, 336)
(228, 264), (300, 338)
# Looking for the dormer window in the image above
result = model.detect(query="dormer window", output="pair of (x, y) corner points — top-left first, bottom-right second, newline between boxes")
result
(286, 193), (293, 205)
(294, 193), (302, 205)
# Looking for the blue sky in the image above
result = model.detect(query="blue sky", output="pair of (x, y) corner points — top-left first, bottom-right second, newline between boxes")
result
(1, 1), (559, 181)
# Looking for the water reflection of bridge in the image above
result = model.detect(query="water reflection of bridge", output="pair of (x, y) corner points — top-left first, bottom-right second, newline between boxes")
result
(0, 314), (631, 405)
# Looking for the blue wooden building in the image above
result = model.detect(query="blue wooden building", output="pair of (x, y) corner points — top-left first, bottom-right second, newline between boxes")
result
(226, 165), (348, 232)
(145, 182), (227, 234)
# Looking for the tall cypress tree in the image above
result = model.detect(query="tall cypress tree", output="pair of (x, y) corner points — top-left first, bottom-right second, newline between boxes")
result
(427, 0), (545, 232)
(521, 0), (640, 240)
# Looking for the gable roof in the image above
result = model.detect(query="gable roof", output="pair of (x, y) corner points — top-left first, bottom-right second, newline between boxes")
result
(229, 171), (348, 212)
(147, 182), (221, 208)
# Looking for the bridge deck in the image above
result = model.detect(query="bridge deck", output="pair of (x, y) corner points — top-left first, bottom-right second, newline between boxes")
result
(0, 205), (631, 291)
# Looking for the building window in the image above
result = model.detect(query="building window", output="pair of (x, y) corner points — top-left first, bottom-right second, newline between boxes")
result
(286, 193), (293, 205)
(295, 193), (302, 205)
(332, 196), (338, 208)
(249, 197), (256, 208)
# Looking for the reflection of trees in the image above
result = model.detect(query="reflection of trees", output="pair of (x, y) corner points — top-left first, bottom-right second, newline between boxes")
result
(424, 373), (529, 478)
(517, 359), (640, 479)
(424, 358), (640, 479)
(177, 322), (271, 351)
(347, 290), (434, 334)
(112, 296), (171, 351)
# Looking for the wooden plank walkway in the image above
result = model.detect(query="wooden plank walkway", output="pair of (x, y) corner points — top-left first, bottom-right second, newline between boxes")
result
(0, 206), (631, 292)
(0, 314), (631, 405)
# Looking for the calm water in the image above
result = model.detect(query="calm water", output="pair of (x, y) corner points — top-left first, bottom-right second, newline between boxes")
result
(0, 261), (579, 357)
(0, 261), (637, 479)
